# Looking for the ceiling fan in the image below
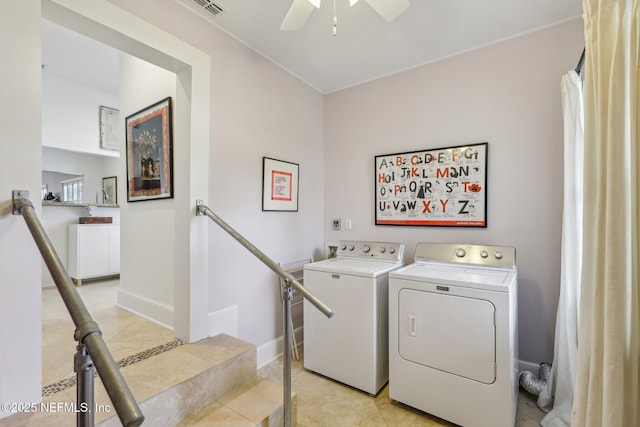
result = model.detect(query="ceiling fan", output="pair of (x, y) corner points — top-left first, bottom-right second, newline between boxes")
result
(280, 0), (411, 31)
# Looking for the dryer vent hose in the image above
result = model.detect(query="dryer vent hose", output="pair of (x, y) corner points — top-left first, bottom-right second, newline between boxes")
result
(519, 363), (552, 396)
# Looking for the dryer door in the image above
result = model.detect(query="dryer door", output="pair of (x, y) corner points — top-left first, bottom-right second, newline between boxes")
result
(398, 288), (496, 384)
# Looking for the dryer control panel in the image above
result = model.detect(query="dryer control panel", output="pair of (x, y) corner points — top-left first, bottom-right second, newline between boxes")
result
(337, 240), (404, 261)
(414, 243), (515, 268)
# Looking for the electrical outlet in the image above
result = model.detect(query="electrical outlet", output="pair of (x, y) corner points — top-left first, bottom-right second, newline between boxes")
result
(345, 218), (352, 230)
(331, 218), (341, 230)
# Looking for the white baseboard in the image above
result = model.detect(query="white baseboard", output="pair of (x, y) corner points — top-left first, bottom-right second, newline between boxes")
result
(257, 327), (304, 369)
(518, 359), (544, 374)
(208, 305), (239, 338)
(116, 288), (174, 330)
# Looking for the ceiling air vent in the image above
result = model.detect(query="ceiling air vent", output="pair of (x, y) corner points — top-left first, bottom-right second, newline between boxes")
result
(194, 0), (223, 16)
(175, 0), (227, 23)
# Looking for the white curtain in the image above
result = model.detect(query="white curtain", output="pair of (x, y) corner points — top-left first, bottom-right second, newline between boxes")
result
(572, 1), (640, 426)
(537, 70), (584, 427)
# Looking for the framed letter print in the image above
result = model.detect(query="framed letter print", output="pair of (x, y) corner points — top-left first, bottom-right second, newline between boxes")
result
(262, 157), (299, 211)
(375, 142), (487, 227)
(125, 97), (173, 202)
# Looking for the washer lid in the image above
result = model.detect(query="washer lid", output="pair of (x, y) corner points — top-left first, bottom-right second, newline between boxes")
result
(304, 258), (402, 277)
(390, 262), (515, 292)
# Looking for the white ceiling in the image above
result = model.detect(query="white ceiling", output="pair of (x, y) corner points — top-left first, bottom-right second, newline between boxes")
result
(177, 0), (583, 93)
(42, 0), (583, 94)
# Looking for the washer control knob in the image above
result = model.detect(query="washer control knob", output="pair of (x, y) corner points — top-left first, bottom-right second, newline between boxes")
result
(340, 244), (346, 250)
(455, 248), (466, 258)
(480, 250), (489, 258)
(348, 245), (355, 251)
(389, 247), (396, 254)
(494, 251), (504, 259)
(362, 245), (371, 253)
(379, 247), (386, 253)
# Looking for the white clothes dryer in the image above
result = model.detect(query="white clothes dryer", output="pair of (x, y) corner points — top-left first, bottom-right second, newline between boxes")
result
(389, 243), (518, 427)
(303, 240), (404, 395)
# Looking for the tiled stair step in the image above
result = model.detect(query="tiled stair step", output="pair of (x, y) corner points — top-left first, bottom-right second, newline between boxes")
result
(178, 379), (297, 426)
(0, 334), (256, 427)
(98, 333), (256, 426)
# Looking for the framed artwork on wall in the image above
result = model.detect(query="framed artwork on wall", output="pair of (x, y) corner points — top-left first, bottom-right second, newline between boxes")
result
(262, 157), (299, 212)
(102, 176), (118, 205)
(374, 142), (488, 227)
(99, 106), (120, 151)
(125, 97), (173, 202)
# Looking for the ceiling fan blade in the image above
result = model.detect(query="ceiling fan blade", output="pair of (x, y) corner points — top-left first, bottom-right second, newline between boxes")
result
(280, 0), (317, 31)
(364, 0), (410, 21)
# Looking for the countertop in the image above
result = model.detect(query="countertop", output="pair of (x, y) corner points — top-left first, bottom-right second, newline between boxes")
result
(42, 201), (120, 208)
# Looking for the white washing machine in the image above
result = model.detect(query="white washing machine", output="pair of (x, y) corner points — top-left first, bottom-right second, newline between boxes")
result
(303, 240), (404, 395)
(389, 243), (518, 427)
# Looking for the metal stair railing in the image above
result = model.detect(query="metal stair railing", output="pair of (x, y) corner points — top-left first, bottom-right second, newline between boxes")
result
(12, 190), (144, 427)
(196, 201), (334, 427)
(278, 258), (311, 362)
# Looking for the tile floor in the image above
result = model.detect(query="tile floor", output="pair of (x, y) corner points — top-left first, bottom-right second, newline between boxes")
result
(259, 348), (546, 427)
(37, 279), (546, 426)
(42, 278), (175, 389)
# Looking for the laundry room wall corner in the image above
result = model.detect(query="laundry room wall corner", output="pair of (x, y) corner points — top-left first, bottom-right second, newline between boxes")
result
(323, 18), (584, 366)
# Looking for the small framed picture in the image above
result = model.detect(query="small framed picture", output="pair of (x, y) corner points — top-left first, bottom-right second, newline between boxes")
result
(262, 157), (299, 212)
(102, 176), (118, 205)
(125, 97), (173, 202)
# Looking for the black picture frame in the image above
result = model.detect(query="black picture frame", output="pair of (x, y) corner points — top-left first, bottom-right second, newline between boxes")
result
(125, 97), (173, 202)
(374, 142), (488, 227)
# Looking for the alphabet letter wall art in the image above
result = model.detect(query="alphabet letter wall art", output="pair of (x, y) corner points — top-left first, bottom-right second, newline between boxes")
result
(375, 143), (487, 227)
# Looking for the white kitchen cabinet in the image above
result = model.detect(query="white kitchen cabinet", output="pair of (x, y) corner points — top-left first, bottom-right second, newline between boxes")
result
(68, 224), (120, 285)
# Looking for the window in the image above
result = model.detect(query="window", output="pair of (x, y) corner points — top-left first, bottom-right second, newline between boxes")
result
(62, 177), (83, 203)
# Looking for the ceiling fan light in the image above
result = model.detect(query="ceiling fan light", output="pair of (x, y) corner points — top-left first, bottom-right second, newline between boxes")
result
(281, 0), (316, 30)
(365, 0), (410, 21)
(349, 0), (360, 6)
(308, 0), (321, 8)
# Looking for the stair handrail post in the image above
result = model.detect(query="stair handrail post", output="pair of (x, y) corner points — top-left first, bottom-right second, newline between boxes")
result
(12, 190), (144, 427)
(75, 343), (95, 427)
(196, 200), (335, 427)
(282, 280), (293, 427)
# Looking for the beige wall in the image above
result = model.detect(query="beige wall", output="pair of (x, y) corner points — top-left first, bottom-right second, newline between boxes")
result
(117, 54), (177, 326)
(324, 18), (584, 364)
(109, 0), (326, 352)
(0, 1), (43, 417)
